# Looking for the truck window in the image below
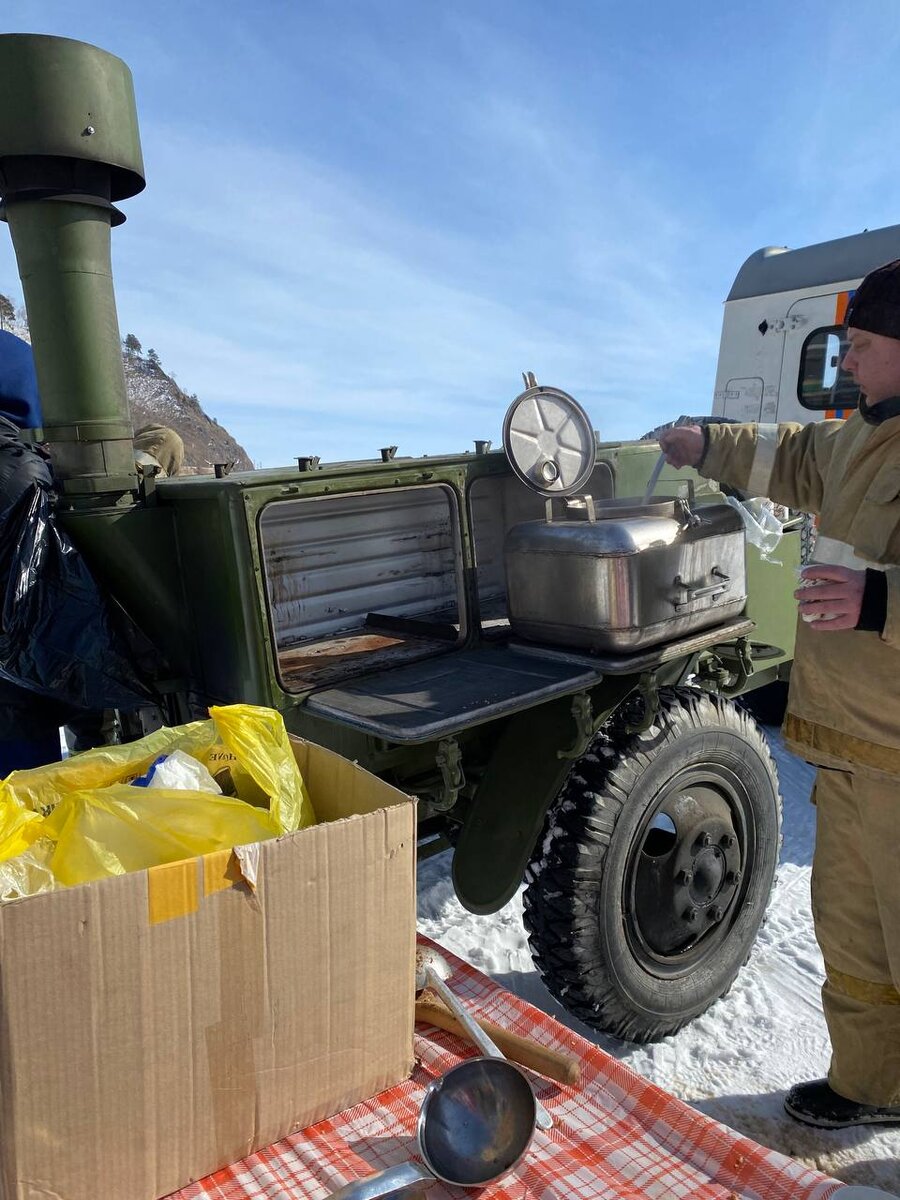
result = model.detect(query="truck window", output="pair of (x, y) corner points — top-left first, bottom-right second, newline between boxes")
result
(798, 326), (860, 411)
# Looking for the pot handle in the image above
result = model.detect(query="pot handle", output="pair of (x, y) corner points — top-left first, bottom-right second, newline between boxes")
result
(672, 569), (730, 609)
(326, 1160), (434, 1199)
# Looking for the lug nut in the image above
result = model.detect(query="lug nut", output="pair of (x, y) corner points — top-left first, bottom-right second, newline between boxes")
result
(726, 869), (742, 885)
(684, 907), (699, 923)
(698, 832), (713, 848)
(720, 833), (736, 849)
(710, 905), (724, 922)
(677, 869), (694, 886)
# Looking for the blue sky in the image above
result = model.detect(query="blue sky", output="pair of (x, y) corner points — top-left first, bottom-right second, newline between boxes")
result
(3, 1), (900, 466)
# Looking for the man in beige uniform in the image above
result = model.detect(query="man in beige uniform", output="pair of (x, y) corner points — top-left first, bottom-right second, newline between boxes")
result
(659, 257), (900, 1129)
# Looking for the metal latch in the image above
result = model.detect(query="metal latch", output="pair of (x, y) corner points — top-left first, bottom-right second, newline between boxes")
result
(435, 738), (466, 811)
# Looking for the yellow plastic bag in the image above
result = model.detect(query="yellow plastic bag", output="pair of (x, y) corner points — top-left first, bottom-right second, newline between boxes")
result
(206, 703), (312, 832)
(0, 719), (218, 816)
(0, 704), (315, 889)
(41, 786), (282, 886)
(0, 794), (43, 863)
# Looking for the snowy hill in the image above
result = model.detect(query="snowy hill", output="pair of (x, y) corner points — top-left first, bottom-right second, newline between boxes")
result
(0, 300), (252, 473)
(122, 345), (253, 473)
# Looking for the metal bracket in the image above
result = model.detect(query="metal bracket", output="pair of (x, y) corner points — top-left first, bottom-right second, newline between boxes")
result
(557, 692), (595, 760)
(626, 671), (661, 733)
(719, 635), (755, 695)
(135, 458), (161, 505)
(435, 737), (466, 811)
(696, 636), (755, 695)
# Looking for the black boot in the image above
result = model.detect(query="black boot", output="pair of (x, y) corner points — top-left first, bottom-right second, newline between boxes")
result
(784, 1079), (900, 1129)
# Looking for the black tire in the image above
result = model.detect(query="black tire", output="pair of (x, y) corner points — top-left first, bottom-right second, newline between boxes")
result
(523, 688), (782, 1043)
(738, 680), (789, 727)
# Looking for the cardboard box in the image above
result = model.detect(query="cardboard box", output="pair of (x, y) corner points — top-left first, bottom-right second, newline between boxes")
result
(0, 736), (416, 1200)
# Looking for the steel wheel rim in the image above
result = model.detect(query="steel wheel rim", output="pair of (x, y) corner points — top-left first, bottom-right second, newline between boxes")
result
(620, 761), (758, 977)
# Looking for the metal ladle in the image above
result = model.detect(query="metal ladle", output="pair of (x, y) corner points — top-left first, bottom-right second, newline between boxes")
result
(643, 449), (667, 504)
(416, 947), (554, 1130)
(326, 1056), (536, 1199)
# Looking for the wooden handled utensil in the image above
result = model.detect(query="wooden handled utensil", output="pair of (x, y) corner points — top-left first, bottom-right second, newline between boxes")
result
(415, 988), (580, 1087)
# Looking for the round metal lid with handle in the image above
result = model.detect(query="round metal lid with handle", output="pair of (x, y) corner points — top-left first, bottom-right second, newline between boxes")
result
(502, 384), (596, 498)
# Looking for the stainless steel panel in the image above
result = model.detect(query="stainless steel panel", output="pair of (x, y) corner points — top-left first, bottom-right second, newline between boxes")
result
(259, 485), (464, 650)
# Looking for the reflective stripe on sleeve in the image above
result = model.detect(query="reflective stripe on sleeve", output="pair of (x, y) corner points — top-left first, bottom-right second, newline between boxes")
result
(813, 535), (883, 572)
(746, 423), (778, 498)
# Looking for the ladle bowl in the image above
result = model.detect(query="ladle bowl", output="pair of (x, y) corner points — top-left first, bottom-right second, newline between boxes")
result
(327, 1057), (536, 1198)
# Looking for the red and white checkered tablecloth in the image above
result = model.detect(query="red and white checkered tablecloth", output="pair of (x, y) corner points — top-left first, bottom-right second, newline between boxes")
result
(172, 936), (841, 1200)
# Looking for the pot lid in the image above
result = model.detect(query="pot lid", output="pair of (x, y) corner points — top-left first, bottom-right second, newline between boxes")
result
(502, 384), (596, 498)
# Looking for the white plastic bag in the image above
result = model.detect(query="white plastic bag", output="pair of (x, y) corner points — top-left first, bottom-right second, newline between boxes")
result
(146, 749), (222, 793)
(725, 495), (784, 563)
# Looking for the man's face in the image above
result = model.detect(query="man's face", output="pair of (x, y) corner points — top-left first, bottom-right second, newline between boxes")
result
(841, 326), (900, 403)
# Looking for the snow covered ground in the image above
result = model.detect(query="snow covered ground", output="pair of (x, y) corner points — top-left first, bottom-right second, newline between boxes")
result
(417, 730), (900, 1192)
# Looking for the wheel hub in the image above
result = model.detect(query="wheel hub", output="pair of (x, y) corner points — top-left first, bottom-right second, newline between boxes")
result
(686, 845), (726, 904)
(629, 780), (745, 960)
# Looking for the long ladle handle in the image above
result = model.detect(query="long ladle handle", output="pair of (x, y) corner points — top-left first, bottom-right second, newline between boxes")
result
(643, 449), (667, 503)
(424, 967), (554, 1131)
(326, 1159), (433, 1198)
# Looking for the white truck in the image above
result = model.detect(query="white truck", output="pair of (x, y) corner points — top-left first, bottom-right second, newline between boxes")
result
(713, 223), (900, 425)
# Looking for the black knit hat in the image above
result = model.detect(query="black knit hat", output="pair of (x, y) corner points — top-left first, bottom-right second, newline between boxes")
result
(845, 257), (900, 339)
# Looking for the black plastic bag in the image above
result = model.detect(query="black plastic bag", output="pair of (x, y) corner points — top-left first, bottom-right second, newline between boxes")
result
(0, 432), (154, 712)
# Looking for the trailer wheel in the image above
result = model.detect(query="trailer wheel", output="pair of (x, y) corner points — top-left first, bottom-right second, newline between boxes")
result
(522, 688), (781, 1043)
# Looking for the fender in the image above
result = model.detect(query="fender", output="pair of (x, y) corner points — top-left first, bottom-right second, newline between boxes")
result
(452, 677), (636, 913)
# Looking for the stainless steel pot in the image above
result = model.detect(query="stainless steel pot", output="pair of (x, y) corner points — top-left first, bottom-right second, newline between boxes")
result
(504, 495), (747, 652)
(499, 385), (747, 654)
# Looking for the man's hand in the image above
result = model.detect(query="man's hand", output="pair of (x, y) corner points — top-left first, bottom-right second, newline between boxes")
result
(658, 425), (705, 469)
(794, 564), (866, 631)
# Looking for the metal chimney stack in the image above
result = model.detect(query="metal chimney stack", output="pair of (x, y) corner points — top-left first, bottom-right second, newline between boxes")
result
(0, 33), (145, 501)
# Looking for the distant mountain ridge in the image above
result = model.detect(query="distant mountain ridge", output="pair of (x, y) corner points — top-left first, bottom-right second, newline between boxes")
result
(0, 299), (253, 474)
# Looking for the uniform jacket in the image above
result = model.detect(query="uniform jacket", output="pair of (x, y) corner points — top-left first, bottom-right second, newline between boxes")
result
(700, 413), (900, 777)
